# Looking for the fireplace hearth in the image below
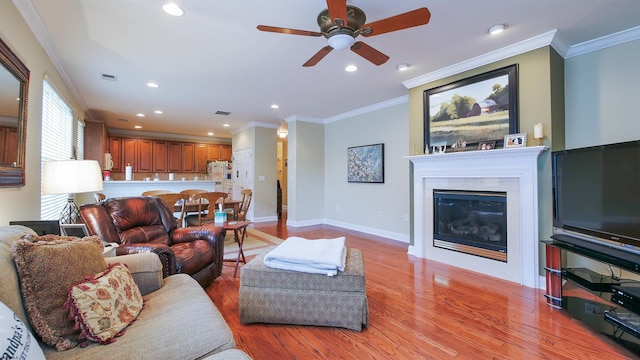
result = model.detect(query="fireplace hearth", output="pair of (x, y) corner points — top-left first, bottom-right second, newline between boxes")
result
(433, 190), (507, 261)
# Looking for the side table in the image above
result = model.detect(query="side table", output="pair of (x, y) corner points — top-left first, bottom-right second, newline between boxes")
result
(222, 221), (250, 277)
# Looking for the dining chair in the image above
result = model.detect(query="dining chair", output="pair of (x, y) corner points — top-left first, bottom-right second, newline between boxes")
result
(179, 189), (207, 197)
(237, 189), (253, 221)
(184, 192), (228, 227)
(94, 192), (106, 203)
(154, 193), (189, 227)
(142, 190), (172, 196)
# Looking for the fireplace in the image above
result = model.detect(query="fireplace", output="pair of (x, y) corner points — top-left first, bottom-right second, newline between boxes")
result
(406, 146), (547, 288)
(433, 190), (507, 261)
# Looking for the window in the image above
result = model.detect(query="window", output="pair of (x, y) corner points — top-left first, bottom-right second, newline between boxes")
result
(76, 119), (84, 160)
(41, 80), (74, 220)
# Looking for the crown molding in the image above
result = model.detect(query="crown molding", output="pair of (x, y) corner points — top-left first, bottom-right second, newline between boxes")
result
(323, 95), (409, 124)
(12, 0), (89, 112)
(402, 30), (558, 89)
(232, 121), (278, 135)
(565, 25), (640, 58)
(284, 115), (323, 124)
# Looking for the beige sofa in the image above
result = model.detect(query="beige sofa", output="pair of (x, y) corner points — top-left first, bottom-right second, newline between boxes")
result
(0, 225), (251, 360)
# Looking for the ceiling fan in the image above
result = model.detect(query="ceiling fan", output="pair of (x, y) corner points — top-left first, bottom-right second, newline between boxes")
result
(257, 0), (431, 67)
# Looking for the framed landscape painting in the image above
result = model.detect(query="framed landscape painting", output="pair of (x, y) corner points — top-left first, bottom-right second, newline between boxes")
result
(423, 64), (519, 151)
(347, 143), (384, 183)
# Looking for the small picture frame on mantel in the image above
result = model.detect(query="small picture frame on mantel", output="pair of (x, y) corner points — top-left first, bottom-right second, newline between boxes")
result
(504, 133), (526, 148)
(478, 141), (496, 150)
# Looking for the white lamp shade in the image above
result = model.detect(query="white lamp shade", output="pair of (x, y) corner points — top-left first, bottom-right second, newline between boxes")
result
(43, 160), (103, 195)
(328, 33), (355, 51)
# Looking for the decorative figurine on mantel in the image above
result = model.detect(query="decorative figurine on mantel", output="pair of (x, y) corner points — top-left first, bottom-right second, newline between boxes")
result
(431, 144), (447, 154)
(451, 138), (467, 152)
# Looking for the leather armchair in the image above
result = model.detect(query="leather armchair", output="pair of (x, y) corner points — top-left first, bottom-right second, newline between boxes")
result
(80, 196), (225, 287)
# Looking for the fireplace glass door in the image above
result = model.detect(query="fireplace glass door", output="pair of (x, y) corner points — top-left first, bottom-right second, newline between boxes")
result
(433, 190), (507, 261)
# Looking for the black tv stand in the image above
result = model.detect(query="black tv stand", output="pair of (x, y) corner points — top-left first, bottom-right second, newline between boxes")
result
(543, 234), (640, 354)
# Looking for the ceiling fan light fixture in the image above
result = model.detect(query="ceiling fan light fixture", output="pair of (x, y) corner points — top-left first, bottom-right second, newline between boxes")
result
(328, 33), (355, 50)
(396, 63), (409, 71)
(488, 24), (507, 35)
(345, 65), (357, 72)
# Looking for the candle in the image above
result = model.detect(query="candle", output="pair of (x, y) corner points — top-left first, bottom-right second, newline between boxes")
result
(125, 164), (132, 181)
(534, 123), (543, 139)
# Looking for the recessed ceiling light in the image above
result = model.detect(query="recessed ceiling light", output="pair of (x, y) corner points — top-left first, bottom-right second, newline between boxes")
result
(223, 124), (230, 127)
(488, 24), (507, 35)
(136, 113), (145, 117)
(162, 3), (184, 17)
(271, 104), (279, 109)
(396, 63), (409, 71)
(207, 132), (214, 136)
(146, 82), (159, 88)
(154, 110), (163, 114)
(134, 125), (142, 129)
(345, 65), (357, 72)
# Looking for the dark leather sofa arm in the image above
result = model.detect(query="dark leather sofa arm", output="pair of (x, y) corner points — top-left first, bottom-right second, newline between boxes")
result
(171, 225), (226, 245)
(170, 225), (226, 277)
(116, 243), (176, 278)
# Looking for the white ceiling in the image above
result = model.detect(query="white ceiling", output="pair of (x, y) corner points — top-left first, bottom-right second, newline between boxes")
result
(14, 0), (640, 139)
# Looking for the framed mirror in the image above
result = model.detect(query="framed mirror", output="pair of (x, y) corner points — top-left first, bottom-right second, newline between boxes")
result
(0, 37), (29, 187)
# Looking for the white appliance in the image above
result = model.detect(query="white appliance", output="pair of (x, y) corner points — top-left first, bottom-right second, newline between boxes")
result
(207, 161), (233, 199)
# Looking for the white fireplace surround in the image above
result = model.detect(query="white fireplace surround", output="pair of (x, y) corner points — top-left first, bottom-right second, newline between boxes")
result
(407, 146), (547, 288)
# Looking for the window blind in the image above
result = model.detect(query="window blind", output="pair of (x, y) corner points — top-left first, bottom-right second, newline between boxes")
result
(41, 80), (74, 220)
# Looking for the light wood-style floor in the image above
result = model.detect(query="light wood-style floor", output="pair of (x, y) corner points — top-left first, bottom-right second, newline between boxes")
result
(206, 213), (638, 359)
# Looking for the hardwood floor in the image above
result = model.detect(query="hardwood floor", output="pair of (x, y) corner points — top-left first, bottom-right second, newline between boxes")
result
(206, 213), (638, 359)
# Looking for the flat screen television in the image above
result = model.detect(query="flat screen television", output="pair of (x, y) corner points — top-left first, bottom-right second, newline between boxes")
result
(552, 140), (640, 251)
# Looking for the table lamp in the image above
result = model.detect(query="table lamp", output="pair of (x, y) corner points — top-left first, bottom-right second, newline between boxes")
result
(43, 160), (103, 224)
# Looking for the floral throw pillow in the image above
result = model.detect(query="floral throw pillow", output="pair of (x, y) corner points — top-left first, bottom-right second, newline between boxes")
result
(66, 263), (144, 345)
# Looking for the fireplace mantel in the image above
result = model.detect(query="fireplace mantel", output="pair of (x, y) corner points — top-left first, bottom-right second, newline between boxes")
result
(406, 146), (548, 288)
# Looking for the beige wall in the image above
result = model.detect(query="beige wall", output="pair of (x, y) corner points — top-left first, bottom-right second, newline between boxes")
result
(0, 1), (84, 225)
(323, 102), (410, 241)
(286, 120), (325, 225)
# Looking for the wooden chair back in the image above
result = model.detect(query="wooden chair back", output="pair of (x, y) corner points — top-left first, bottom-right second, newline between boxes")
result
(189, 192), (227, 226)
(237, 189), (252, 221)
(94, 192), (106, 203)
(180, 189), (207, 198)
(155, 193), (189, 227)
(142, 190), (172, 196)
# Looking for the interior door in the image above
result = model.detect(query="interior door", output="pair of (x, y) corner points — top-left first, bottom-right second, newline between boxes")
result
(232, 148), (253, 219)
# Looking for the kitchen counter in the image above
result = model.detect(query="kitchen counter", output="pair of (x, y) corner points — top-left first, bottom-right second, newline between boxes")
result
(102, 180), (217, 198)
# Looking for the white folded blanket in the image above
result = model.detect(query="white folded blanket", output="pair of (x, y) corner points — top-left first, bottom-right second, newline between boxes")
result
(263, 236), (347, 276)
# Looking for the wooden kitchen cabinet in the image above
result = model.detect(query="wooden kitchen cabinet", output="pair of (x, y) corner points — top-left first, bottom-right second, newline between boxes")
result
(181, 143), (195, 172)
(153, 141), (168, 172)
(109, 135), (229, 173)
(138, 139), (153, 172)
(83, 121), (108, 168)
(0, 126), (17, 164)
(122, 138), (137, 170)
(109, 137), (123, 171)
(195, 144), (209, 173)
(221, 145), (232, 161)
(167, 142), (182, 172)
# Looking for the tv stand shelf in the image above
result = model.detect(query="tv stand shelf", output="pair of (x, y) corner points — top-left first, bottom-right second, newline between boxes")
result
(543, 235), (640, 354)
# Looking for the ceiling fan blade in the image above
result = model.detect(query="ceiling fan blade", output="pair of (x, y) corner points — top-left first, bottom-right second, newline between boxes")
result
(303, 46), (333, 67)
(326, 0), (348, 26)
(361, 8), (431, 37)
(257, 25), (322, 37)
(350, 41), (389, 66)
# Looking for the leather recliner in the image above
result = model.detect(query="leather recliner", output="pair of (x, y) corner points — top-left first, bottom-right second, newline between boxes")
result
(80, 196), (225, 287)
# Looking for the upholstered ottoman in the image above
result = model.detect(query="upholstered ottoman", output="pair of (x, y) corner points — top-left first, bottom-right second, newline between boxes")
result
(239, 247), (368, 331)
